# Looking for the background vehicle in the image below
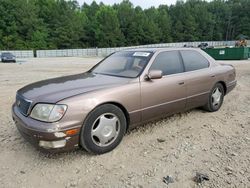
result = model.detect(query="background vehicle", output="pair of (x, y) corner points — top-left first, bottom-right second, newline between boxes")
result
(12, 48), (236, 154)
(1, 52), (16, 63)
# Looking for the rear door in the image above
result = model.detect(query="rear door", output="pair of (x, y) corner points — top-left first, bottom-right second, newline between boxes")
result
(180, 50), (215, 109)
(140, 50), (187, 121)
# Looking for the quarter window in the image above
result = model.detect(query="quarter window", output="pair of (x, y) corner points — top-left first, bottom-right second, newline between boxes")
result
(150, 51), (184, 76)
(180, 50), (209, 71)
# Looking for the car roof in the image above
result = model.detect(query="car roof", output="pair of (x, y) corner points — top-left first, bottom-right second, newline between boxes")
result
(1, 52), (13, 55)
(122, 47), (217, 65)
(123, 47), (201, 53)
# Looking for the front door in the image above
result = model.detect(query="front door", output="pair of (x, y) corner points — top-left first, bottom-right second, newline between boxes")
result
(140, 50), (187, 122)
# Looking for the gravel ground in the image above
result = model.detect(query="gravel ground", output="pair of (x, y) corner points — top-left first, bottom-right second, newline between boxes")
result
(0, 57), (249, 188)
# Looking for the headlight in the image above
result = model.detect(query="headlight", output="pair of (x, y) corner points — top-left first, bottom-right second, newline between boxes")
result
(30, 104), (67, 122)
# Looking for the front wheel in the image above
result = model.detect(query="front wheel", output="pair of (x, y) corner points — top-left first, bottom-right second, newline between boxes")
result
(80, 104), (127, 154)
(203, 83), (225, 112)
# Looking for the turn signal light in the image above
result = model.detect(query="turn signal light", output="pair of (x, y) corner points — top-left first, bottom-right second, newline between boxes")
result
(65, 129), (78, 136)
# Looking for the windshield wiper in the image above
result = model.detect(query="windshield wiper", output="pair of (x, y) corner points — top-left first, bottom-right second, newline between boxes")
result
(93, 72), (134, 78)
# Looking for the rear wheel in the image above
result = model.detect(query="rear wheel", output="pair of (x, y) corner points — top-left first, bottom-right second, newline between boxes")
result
(203, 83), (224, 112)
(80, 104), (127, 154)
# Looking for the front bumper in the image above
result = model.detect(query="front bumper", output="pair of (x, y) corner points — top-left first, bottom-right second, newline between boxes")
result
(1, 59), (16, 62)
(12, 105), (81, 153)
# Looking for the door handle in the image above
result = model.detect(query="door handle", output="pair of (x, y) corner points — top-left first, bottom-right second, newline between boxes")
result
(178, 82), (185, 85)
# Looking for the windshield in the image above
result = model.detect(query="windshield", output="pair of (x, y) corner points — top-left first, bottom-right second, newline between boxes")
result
(92, 51), (153, 78)
(2, 53), (14, 57)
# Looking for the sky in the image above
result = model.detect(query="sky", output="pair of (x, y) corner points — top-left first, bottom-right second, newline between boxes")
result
(77, 0), (177, 9)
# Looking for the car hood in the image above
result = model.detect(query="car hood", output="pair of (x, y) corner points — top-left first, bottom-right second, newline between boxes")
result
(17, 72), (131, 103)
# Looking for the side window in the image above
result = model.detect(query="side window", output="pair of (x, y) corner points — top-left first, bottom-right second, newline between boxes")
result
(180, 50), (209, 71)
(150, 51), (184, 76)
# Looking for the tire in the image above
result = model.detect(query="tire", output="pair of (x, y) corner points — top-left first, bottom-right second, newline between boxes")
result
(80, 104), (127, 154)
(203, 83), (225, 112)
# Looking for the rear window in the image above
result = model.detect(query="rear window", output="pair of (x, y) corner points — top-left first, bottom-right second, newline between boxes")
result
(180, 50), (209, 71)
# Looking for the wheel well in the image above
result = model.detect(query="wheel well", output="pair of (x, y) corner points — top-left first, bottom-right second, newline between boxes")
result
(218, 81), (227, 94)
(100, 102), (130, 131)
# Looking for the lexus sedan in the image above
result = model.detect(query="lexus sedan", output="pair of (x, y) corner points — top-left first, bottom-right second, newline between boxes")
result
(12, 48), (236, 154)
(1, 52), (16, 63)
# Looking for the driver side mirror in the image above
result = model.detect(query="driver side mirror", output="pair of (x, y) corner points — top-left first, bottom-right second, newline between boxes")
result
(145, 70), (163, 80)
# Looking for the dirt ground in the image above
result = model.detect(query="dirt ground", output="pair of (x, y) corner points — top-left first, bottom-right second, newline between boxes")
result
(0, 57), (249, 188)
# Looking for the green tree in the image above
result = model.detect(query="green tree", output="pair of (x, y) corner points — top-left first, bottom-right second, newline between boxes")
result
(0, 0), (250, 50)
(157, 5), (172, 42)
(115, 0), (136, 45)
(82, 1), (100, 47)
(143, 7), (161, 44)
(229, 0), (250, 39)
(95, 6), (125, 47)
(207, 0), (230, 40)
(170, 1), (198, 42)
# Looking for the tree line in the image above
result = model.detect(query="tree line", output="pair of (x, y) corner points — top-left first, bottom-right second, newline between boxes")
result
(0, 0), (249, 50)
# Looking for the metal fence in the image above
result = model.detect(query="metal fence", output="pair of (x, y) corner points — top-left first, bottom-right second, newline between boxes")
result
(37, 40), (250, 58)
(0, 50), (34, 58)
(2, 40), (249, 58)
(36, 48), (98, 58)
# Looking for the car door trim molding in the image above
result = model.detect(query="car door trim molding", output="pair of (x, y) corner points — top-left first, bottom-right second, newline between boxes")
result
(129, 97), (186, 114)
(130, 91), (210, 114)
(186, 91), (210, 100)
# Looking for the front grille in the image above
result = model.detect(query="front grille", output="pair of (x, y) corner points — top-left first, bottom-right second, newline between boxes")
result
(16, 94), (32, 116)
